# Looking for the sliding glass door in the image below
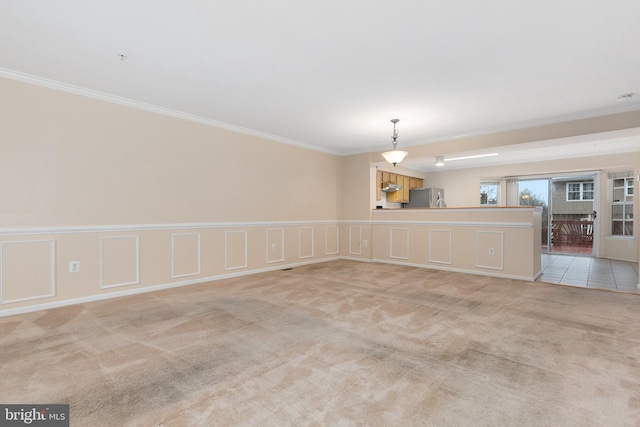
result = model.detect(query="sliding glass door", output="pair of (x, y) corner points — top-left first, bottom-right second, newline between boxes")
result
(549, 176), (595, 255)
(517, 179), (550, 251)
(516, 174), (597, 255)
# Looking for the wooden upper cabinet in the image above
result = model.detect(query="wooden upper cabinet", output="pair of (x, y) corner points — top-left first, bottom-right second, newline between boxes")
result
(386, 174), (411, 203)
(402, 175), (410, 202)
(409, 177), (425, 189)
(379, 171), (422, 204)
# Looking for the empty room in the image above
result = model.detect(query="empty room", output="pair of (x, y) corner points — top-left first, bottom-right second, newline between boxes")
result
(1, 1), (640, 426)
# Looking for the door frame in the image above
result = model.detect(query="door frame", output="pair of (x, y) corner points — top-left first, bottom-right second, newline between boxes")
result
(508, 171), (601, 257)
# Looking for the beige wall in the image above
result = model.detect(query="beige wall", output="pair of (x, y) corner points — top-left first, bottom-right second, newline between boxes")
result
(0, 77), (343, 315)
(0, 78), (340, 226)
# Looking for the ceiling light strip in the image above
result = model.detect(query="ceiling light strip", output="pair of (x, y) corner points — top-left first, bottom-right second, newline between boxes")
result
(445, 153), (499, 162)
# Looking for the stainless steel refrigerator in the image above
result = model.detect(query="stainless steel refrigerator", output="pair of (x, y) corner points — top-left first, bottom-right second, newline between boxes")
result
(403, 188), (445, 208)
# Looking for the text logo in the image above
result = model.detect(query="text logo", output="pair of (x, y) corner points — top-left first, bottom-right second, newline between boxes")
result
(0, 405), (68, 426)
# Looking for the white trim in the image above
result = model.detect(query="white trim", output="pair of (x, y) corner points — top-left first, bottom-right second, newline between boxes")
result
(224, 230), (248, 270)
(0, 67), (340, 156)
(475, 231), (505, 270)
(372, 220), (532, 228)
(429, 229), (452, 265)
(371, 258), (536, 282)
(171, 233), (201, 278)
(0, 220), (339, 236)
(0, 240), (56, 304)
(390, 228), (410, 260)
(100, 236), (140, 289)
(266, 228), (285, 264)
(0, 257), (339, 318)
(325, 225), (339, 255)
(349, 226), (362, 255)
(372, 207), (542, 214)
(565, 181), (594, 202)
(298, 227), (315, 259)
(604, 235), (634, 240)
(339, 256), (373, 263)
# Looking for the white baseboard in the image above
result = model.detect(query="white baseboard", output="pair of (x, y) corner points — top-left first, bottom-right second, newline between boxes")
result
(370, 258), (537, 282)
(0, 257), (338, 318)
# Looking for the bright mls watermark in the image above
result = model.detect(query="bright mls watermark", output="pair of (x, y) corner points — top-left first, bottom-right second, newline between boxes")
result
(1, 405), (68, 426)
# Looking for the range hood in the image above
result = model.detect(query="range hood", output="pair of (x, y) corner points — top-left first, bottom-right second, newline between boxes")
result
(381, 182), (402, 192)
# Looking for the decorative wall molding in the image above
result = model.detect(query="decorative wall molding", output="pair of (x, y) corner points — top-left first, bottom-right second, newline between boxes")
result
(298, 227), (315, 259)
(100, 236), (140, 289)
(390, 228), (410, 260)
(171, 233), (201, 278)
(325, 225), (339, 255)
(0, 257), (340, 318)
(225, 230), (248, 270)
(372, 220), (532, 228)
(0, 240), (56, 304)
(0, 220), (340, 236)
(266, 228), (285, 264)
(0, 67), (340, 156)
(349, 226), (362, 255)
(429, 230), (453, 265)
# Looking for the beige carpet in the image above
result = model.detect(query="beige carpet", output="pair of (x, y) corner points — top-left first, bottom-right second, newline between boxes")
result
(1, 260), (639, 426)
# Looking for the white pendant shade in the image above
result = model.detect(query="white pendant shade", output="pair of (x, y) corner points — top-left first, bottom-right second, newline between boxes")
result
(382, 150), (408, 165)
(381, 118), (407, 166)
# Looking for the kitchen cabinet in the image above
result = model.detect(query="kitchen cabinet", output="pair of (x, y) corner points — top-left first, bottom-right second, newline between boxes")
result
(410, 177), (424, 189)
(402, 175), (410, 202)
(386, 175), (411, 203)
(380, 171), (422, 204)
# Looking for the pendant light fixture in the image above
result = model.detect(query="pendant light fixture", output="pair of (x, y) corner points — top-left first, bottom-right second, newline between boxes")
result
(381, 119), (408, 166)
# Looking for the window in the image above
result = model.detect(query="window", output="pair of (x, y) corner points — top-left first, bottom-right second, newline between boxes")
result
(480, 180), (499, 205)
(566, 182), (594, 201)
(612, 177), (634, 236)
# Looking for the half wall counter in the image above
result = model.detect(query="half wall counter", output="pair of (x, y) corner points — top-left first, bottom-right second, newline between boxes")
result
(371, 207), (542, 281)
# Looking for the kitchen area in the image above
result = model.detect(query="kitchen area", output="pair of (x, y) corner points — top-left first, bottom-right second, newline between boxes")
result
(376, 168), (445, 209)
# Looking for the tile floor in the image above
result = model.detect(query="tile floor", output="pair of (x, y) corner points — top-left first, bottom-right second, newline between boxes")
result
(539, 254), (640, 293)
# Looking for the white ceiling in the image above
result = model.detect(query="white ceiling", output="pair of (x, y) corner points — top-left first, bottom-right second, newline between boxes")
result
(2, 1), (640, 170)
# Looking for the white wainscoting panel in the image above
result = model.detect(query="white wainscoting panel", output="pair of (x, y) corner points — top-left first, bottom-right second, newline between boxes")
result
(390, 228), (409, 259)
(171, 233), (201, 278)
(1, 240), (56, 304)
(325, 225), (339, 255)
(349, 226), (362, 255)
(266, 228), (285, 264)
(429, 229), (452, 265)
(299, 227), (314, 259)
(225, 230), (248, 270)
(100, 236), (140, 289)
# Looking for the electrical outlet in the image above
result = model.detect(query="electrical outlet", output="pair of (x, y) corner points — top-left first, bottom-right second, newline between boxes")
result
(69, 261), (80, 273)
(628, 241), (633, 248)
(271, 243), (276, 252)
(488, 248), (495, 256)
(363, 240), (368, 247)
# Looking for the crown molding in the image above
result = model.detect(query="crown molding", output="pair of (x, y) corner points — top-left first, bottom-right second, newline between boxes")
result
(0, 67), (342, 156)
